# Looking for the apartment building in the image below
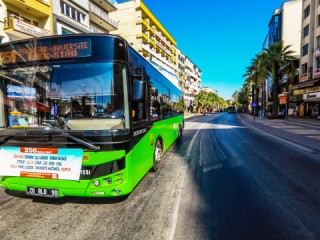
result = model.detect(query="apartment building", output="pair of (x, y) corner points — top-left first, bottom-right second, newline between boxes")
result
(176, 48), (186, 91)
(297, 0), (320, 117)
(52, 0), (118, 34)
(0, 0), (118, 43)
(110, 0), (179, 88)
(262, 0), (302, 114)
(0, 0), (52, 43)
(184, 57), (201, 108)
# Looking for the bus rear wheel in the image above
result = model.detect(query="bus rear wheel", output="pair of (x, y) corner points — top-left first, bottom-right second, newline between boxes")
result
(151, 139), (163, 172)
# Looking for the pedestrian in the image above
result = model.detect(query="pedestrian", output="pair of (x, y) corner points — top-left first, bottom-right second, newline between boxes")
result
(259, 109), (263, 120)
(282, 108), (287, 118)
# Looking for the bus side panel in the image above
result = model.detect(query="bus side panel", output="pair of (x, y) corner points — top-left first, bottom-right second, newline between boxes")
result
(153, 116), (184, 152)
(128, 116), (184, 190)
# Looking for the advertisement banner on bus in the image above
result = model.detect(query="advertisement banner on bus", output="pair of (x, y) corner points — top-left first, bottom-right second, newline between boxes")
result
(0, 147), (83, 180)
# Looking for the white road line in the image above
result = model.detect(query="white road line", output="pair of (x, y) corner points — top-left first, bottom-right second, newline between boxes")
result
(212, 136), (227, 160)
(167, 117), (213, 240)
(199, 134), (203, 167)
(238, 116), (314, 153)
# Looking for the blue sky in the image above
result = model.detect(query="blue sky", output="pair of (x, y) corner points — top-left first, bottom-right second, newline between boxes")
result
(141, 0), (287, 100)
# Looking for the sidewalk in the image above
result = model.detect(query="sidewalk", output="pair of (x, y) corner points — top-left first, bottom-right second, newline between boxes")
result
(237, 113), (320, 152)
(184, 112), (203, 119)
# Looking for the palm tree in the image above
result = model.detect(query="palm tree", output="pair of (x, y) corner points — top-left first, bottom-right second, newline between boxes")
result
(264, 41), (296, 115)
(241, 74), (253, 113)
(254, 52), (269, 112)
(243, 65), (257, 106)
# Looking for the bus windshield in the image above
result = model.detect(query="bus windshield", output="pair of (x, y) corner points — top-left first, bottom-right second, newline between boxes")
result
(0, 62), (128, 131)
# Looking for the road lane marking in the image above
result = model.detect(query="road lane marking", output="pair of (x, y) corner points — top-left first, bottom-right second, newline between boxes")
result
(212, 136), (227, 160)
(167, 116), (213, 240)
(238, 116), (314, 153)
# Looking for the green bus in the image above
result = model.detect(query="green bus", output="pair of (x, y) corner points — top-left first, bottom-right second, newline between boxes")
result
(0, 34), (184, 198)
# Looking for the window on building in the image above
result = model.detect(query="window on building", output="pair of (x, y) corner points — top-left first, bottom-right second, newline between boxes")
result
(317, 36), (320, 48)
(60, 0), (86, 24)
(6, 10), (19, 18)
(62, 28), (73, 35)
(304, 5), (310, 19)
(302, 44), (309, 56)
(304, 25), (309, 37)
(302, 63), (308, 74)
(21, 16), (31, 24)
(317, 58), (320, 70)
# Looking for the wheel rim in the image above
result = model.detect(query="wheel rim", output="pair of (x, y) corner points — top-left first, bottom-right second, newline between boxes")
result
(154, 141), (162, 164)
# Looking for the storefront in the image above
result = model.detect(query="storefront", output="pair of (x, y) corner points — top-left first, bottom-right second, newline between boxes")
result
(290, 79), (320, 117)
(303, 92), (320, 118)
(288, 94), (303, 117)
(278, 93), (288, 112)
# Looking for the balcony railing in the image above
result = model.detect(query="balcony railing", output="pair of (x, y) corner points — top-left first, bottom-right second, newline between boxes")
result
(37, 0), (50, 5)
(89, 2), (118, 29)
(300, 73), (308, 81)
(4, 16), (51, 37)
(89, 24), (104, 33)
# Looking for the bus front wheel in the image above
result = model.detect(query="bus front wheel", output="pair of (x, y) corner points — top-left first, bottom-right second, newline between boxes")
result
(177, 124), (183, 141)
(151, 138), (163, 172)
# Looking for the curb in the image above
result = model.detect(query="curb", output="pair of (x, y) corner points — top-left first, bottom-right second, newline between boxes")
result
(237, 114), (320, 153)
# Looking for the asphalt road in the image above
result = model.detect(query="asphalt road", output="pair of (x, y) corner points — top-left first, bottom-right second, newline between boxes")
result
(1, 113), (320, 240)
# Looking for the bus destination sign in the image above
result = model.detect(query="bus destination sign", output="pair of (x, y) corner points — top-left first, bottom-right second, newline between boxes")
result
(0, 38), (92, 64)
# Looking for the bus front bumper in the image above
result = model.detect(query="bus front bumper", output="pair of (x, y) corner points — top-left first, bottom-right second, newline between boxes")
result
(0, 172), (131, 198)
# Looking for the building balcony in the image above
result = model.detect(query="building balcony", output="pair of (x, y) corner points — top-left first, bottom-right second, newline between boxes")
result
(300, 73), (308, 81)
(3, 0), (51, 16)
(89, 24), (104, 33)
(89, 2), (118, 31)
(3, 16), (51, 39)
(90, 0), (117, 12)
(137, 19), (149, 29)
(314, 68), (320, 78)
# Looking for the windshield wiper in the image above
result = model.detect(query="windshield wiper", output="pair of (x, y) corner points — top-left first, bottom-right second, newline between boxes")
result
(62, 132), (100, 151)
(0, 135), (13, 144)
(0, 130), (100, 151)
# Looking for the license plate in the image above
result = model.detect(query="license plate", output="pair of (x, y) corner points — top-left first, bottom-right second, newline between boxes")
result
(26, 187), (59, 198)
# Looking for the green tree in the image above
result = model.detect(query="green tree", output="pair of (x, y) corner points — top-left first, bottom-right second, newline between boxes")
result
(264, 41), (296, 115)
(194, 90), (225, 112)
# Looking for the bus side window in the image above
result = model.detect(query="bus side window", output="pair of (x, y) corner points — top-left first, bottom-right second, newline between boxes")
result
(132, 79), (147, 122)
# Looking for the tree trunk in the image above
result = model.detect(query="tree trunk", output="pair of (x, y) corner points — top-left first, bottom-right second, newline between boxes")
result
(262, 80), (266, 113)
(272, 64), (280, 115)
(255, 86), (260, 107)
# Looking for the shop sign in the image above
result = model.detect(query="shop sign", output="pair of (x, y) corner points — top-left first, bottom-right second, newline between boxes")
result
(289, 95), (303, 102)
(14, 19), (51, 37)
(303, 92), (320, 100)
(279, 95), (287, 104)
(6, 85), (36, 98)
(291, 79), (320, 90)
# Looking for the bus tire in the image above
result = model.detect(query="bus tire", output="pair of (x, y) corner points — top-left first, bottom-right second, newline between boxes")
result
(151, 138), (163, 172)
(177, 124), (183, 142)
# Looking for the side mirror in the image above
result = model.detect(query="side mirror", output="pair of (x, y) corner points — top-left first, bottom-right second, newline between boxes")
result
(133, 79), (145, 101)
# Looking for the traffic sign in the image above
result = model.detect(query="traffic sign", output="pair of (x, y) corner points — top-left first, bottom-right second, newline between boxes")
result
(252, 102), (258, 107)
